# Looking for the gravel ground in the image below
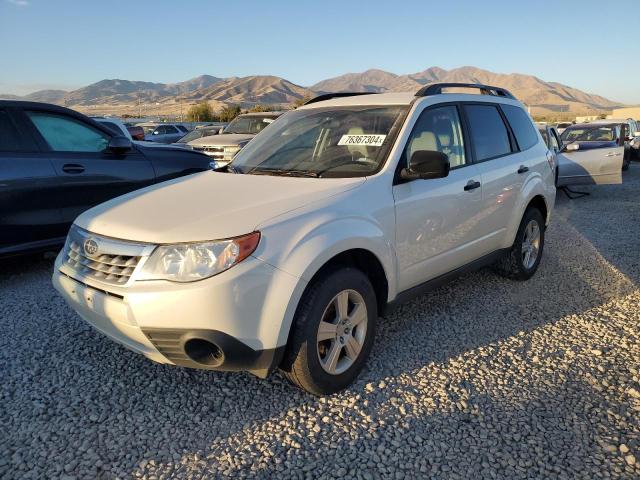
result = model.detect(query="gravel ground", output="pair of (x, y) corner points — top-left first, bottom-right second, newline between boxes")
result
(1, 167), (640, 480)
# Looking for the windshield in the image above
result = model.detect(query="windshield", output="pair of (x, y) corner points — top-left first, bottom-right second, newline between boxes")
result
(231, 105), (407, 177)
(561, 126), (617, 143)
(224, 115), (278, 135)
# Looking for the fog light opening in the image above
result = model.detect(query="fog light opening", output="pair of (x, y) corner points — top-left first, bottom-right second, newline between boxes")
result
(184, 338), (224, 366)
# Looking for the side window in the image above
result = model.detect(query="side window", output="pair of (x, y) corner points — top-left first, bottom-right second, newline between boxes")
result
(165, 125), (178, 134)
(153, 126), (165, 135)
(464, 104), (512, 161)
(501, 104), (538, 151)
(404, 105), (467, 168)
(0, 110), (30, 152)
(549, 130), (560, 151)
(27, 112), (109, 152)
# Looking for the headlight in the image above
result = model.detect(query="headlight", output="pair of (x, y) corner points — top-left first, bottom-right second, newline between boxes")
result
(138, 232), (260, 282)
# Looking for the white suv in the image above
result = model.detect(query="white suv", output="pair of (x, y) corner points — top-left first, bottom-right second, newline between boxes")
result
(53, 83), (556, 395)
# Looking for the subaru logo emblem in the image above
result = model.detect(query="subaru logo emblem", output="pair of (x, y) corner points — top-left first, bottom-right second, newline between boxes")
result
(84, 238), (99, 257)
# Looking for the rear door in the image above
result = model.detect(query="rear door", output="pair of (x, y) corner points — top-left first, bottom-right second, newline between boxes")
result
(462, 102), (525, 252)
(557, 126), (623, 186)
(0, 107), (63, 254)
(21, 109), (156, 224)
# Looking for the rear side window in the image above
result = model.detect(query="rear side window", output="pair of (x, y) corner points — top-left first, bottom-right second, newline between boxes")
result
(27, 112), (109, 152)
(0, 110), (29, 152)
(502, 104), (538, 151)
(464, 104), (512, 161)
(177, 125), (188, 132)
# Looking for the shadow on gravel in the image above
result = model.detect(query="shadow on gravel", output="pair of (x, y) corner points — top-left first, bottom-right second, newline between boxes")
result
(1, 169), (638, 478)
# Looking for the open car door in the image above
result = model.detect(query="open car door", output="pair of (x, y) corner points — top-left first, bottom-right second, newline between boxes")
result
(556, 126), (624, 186)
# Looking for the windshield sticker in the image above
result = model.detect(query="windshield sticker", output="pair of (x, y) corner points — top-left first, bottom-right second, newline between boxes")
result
(262, 118), (274, 124)
(338, 134), (386, 147)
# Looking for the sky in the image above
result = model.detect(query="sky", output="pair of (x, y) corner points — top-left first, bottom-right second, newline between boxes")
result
(1, 0), (638, 104)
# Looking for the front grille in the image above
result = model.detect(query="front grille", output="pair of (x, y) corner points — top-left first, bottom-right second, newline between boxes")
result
(62, 226), (151, 286)
(66, 241), (139, 285)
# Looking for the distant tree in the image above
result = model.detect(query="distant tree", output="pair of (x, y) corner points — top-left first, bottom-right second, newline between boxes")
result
(292, 95), (313, 108)
(218, 104), (242, 122)
(187, 101), (216, 122)
(248, 104), (272, 113)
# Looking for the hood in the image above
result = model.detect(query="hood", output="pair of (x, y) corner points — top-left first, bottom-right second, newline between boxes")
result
(188, 133), (254, 147)
(76, 172), (365, 244)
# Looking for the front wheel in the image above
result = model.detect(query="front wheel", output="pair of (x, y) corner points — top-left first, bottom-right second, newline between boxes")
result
(494, 207), (545, 281)
(280, 268), (377, 395)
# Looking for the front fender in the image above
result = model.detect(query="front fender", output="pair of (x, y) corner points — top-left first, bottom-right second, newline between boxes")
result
(255, 213), (397, 349)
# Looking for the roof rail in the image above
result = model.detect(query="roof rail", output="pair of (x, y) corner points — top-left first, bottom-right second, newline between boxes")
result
(415, 83), (516, 100)
(303, 92), (376, 105)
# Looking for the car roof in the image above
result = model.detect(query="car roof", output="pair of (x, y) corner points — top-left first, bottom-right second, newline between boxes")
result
(297, 91), (525, 109)
(566, 122), (618, 129)
(237, 111), (285, 117)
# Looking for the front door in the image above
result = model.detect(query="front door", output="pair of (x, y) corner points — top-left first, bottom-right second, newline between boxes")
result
(393, 104), (486, 292)
(21, 109), (156, 225)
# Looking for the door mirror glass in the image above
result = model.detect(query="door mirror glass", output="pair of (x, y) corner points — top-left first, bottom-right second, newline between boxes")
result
(401, 150), (450, 180)
(108, 135), (132, 154)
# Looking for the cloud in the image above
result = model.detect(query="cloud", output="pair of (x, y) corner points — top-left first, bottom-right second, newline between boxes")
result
(7, 0), (30, 6)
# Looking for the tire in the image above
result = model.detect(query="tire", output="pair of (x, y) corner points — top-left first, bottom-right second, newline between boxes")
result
(493, 207), (545, 281)
(280, 267), (377, 395)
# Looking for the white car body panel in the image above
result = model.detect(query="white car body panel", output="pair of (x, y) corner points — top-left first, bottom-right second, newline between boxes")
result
(75, 171), (365, 243)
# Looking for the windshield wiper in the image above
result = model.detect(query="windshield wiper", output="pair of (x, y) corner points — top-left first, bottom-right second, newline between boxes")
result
(249, 168), (319, 178)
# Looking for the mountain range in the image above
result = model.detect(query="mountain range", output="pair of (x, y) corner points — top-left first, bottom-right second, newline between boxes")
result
(1, 66), (624, 116)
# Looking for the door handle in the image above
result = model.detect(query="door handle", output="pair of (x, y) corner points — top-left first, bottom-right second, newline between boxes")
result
(605, 152), (620, 157)
(517, 165), (529, 174)
(62, 164), (85, 174)
(464, 180), (481, 191)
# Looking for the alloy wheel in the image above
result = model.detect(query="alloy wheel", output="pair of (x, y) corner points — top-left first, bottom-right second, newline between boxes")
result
(316, 289), (368, 375)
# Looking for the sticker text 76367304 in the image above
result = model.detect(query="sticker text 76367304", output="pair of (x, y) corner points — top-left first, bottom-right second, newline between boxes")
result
(337, 134), (386, 147)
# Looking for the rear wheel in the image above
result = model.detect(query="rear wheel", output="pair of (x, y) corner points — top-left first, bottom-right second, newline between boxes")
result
(280, 268), (377, 395)
(494, 207), (545, 281)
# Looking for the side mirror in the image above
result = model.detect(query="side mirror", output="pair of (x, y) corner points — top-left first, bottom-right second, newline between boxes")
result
(400, 150), (450, 181)
(108, 135), (132, 154)
(563, 143), (579, 152)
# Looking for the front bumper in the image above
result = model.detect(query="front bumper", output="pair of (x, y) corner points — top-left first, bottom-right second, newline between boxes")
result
(52, 251), (299, 377)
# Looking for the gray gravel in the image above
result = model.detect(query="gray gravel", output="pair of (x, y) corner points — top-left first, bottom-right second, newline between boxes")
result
(2, 167), (640, 480)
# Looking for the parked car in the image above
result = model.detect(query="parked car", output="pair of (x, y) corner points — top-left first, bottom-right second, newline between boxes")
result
(592, 118), (640, 160)
(188, 112), (284, 165)
(91, 116), (132, 140)
(173, 124), (227, 147)
(538, 123), (623, 187)
(559, 123), (629, 179)
(0, 101), (213, 257)
(53, 84), (556, 395)
(127, 125), (145, 141)
(145, 123), (190, 143)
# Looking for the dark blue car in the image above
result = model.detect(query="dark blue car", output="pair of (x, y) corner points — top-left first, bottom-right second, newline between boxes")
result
(0, 100), (212, 257)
